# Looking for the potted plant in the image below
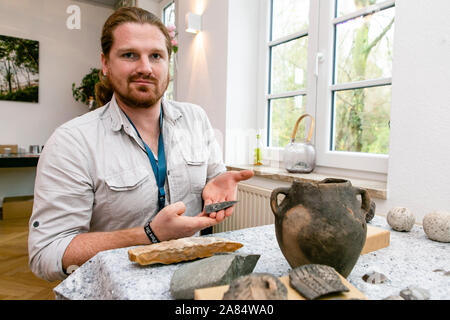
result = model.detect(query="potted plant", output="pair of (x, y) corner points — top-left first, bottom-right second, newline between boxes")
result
(72, 68), (100, 111)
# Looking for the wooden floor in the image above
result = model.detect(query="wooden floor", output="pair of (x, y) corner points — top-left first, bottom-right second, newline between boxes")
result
(0, 217), (60, 300)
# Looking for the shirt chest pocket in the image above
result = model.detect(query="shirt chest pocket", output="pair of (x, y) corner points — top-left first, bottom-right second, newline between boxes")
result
(104, 166), (154, 223)
(181, 149), (208, 194)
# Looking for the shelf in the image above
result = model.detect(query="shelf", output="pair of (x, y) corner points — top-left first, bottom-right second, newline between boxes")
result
(0, 154), (40, 168)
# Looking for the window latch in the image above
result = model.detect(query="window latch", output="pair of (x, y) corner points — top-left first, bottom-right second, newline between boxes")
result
(315, 52), (324, 77)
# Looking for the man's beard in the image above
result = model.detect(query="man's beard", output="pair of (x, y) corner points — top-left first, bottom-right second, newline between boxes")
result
(111, 73), (170, 109)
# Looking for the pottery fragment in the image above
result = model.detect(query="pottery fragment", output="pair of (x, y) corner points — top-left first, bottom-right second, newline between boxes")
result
(222, 273), (288, 300)
(289, 264), (349, 300)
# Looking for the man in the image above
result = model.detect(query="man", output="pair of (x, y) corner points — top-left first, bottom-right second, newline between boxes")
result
(28, 7), (254, 282)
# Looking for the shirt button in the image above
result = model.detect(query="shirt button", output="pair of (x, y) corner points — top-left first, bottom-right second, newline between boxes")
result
(33, 221), (39, 228)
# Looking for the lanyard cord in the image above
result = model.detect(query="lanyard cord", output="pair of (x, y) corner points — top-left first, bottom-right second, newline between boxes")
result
(123, 105), (167, 211)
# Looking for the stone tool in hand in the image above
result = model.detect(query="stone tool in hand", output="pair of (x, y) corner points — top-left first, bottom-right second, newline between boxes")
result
(205, 201), (239, 215)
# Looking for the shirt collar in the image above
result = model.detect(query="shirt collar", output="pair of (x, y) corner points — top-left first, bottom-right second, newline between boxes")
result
(161, 99), (182, 125)
(110, 94), (125, 132)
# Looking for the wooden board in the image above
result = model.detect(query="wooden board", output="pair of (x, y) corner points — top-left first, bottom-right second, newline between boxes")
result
(195, 274), (366, 300)
(362, 225), (390, 255)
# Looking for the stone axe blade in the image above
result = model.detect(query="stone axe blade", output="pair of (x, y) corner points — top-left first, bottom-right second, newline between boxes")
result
(205, 201), (239, 214)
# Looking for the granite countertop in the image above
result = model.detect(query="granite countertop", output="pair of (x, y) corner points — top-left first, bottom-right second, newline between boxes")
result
(54, 215), (449, 300)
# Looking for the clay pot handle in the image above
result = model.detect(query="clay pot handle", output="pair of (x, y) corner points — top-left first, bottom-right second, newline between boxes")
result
(270, 187), (290, 217)
(290, 114), (315, 143)
(355, 187), (371, 218)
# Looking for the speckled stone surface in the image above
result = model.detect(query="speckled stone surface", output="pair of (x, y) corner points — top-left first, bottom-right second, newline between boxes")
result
(54, 215), (450, 300)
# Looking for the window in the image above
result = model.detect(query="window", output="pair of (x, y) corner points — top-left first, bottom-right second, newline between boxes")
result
(264, 0), (395, 174)
(162, 1), (176, 101)
(267, 0), (311, 149)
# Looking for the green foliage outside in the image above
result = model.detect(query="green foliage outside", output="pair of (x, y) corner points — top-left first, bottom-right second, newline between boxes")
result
(270, 0), (394, 155)
(270, 3), (309, 148)
(334, 1), (394, 154)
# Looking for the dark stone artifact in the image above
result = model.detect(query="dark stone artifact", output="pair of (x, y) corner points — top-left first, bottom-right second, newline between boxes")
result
(270, 178), (372, 278)
(289, 264), (349, 300)
(433, 269), (450, 276)
(366, 201), (376, 223)
(362, 271), (388, 284)
(399, 286), (430, 300)
(222, 273), (288, 300)
(170, 253), (260, 300)
(205, 201), (238, 215)
(383, 295), (405, 300)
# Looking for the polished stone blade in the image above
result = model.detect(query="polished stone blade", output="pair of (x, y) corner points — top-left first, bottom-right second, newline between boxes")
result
(289, 264), (349, 300)
(205, 201), (238, 214)
(170, 253), (260, 300)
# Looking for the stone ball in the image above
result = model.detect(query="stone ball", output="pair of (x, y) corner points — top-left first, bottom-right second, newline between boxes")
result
(387, 207), (415, 232)
(422, 211), (450, 243)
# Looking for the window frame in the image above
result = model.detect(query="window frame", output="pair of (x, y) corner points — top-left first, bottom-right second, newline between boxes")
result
(261, 0), (319, 151)
(260, 0), (395, 174)
(161, 0), (177, 101)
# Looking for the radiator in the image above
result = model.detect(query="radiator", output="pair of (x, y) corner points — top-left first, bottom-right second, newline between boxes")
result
(212, 183), (275, 233)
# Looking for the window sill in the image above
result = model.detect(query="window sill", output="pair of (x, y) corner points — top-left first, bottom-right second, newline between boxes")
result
(226, 164), (387, 200)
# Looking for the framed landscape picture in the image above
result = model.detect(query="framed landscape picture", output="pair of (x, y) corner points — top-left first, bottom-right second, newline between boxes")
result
(0, 34), (39, 103)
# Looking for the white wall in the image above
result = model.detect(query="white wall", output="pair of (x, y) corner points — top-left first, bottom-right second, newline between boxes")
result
(378, 0), (450, 221)
(0, 0), (113, 203)
(174, 0), (262, 164)
(138, 0), (160, 15)
(175, 0), (228, 152)
(225, 0), (261, 165)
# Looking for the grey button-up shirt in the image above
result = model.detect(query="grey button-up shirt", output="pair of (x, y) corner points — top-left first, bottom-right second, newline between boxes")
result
(28, 96), (226, 282)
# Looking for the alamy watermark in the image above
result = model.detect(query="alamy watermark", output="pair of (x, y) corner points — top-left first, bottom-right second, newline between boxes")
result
(66, 5), (81, 30)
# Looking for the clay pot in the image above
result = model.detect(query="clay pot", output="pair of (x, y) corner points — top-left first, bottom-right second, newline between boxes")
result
(270, 178), (371, 278)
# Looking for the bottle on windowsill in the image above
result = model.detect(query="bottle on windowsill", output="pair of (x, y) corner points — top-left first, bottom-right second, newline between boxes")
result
(253, 132), (263, 166)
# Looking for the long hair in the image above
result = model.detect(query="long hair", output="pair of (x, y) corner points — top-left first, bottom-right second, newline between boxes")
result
(95, 7), (173, 106)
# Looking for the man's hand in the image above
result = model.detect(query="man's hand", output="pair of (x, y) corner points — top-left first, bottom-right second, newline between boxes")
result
(201, 170), (255, 222)
(150, 202), (219, 242)
(63, 201), (218, 269)
(150, 170), (254, 241)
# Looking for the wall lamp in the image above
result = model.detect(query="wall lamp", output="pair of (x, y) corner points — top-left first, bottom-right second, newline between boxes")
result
(185, 12), (202, 34)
